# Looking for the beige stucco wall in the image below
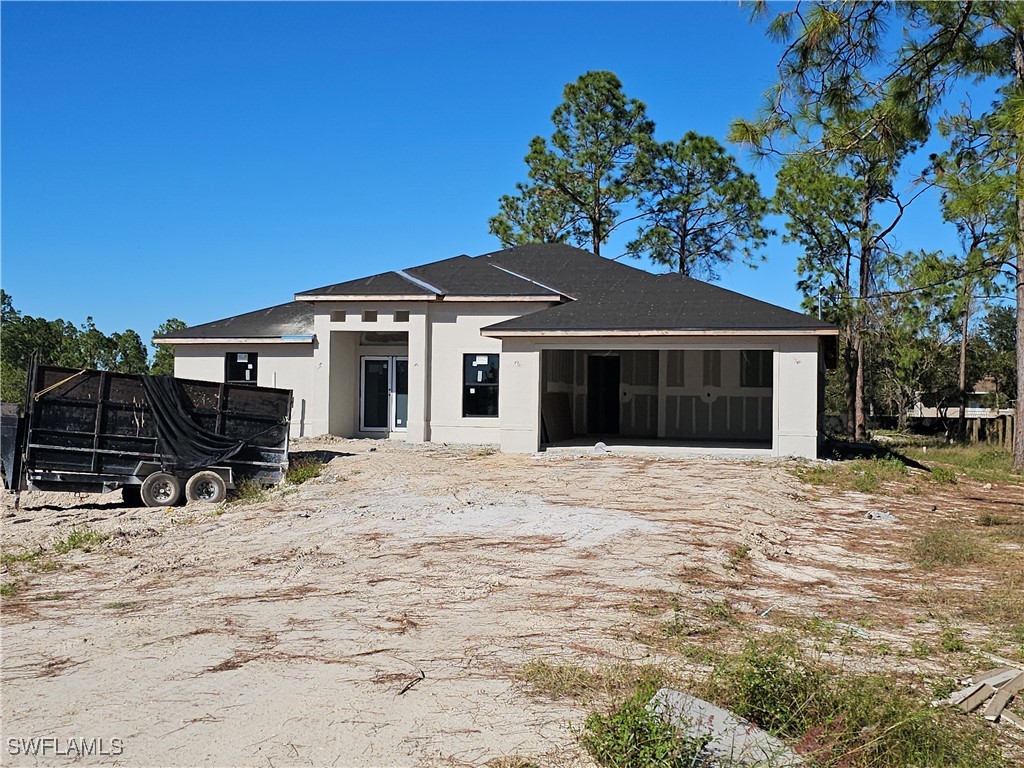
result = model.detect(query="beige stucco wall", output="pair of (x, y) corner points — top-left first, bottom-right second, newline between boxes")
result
(172, 342), (316, 437)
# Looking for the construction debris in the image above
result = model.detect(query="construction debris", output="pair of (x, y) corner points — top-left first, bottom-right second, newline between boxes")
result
(939, 663), (1024, 728)
(864, 509), (898, 523)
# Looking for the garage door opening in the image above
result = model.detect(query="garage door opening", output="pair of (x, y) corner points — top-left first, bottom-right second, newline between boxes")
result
(540, 349), (774, 453)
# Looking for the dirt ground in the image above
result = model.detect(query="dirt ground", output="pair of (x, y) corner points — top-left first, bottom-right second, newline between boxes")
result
(2, 438), (1022, 767)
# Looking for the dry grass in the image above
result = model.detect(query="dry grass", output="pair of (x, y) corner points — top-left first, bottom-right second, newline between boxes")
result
(515, 659), (675, 703)
(910, 526), (992, 569)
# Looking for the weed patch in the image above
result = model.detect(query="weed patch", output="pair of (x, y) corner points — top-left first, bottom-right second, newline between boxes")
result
(579, 687), (710, 768)
(1, 582), (19, 597)
(795, 457), (907, 494)
(1, 547), (43, 566)
(230, 477), (267, 505)
(286, 456), (323, 485)
(53, 528), (107, 555)
(696, 635), (1005, 767)
(904, 446), (1022, 485)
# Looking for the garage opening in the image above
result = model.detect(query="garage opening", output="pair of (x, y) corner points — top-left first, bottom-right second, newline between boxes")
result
(540, 349), (773, 452)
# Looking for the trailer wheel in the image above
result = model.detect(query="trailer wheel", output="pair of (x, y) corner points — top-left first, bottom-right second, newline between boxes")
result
(121, 485), (143, 507)
(140, 472), (182, 507)
(185, 471), (227, 504)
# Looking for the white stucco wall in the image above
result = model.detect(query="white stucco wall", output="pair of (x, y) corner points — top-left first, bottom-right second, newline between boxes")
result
(172, 342), (317, 437)
(168, 307), (828, 459)
(306, 300), (553, 444)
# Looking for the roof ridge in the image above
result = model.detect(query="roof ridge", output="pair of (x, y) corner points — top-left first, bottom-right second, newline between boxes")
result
(487, 263), (574, 300)
(394, 269), (443, 295)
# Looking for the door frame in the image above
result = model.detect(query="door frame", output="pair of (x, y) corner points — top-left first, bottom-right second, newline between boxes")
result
(390, 356), (408, 433)
(359, 355), (408, 433)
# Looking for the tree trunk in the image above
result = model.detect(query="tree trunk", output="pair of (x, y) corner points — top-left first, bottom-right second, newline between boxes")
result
(855, 334), (867, 440)
(843, 327), (857, 437)
(855, 188), (872, 442)
(957, 295), (970, 442)
(1013, 24), (1024, 471)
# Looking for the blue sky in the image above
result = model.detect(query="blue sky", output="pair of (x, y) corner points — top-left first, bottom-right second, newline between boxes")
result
(2, 1), (966, 347)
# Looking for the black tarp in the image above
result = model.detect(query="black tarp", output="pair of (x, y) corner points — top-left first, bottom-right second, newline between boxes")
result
(140, 375), (245, 471)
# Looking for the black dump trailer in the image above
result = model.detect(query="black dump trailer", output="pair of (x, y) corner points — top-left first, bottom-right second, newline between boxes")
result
(1, 360), (292, 507)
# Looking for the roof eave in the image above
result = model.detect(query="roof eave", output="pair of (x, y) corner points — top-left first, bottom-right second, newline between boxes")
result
(153, 335), (316, 345)
(295, 294), (436, 302)
(480, 327), (839, 338)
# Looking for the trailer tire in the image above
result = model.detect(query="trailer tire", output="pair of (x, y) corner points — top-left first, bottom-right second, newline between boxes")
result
(185, 471), (227, 504)
(121, 485), (143, 507)
(140, 472), (182, 507)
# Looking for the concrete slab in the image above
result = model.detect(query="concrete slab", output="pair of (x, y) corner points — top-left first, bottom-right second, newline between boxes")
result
(649, 688), (803, 767)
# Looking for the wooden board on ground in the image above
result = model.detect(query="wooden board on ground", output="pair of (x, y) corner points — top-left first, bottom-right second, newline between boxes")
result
(959, 684), (996, 713)
(983, 672), (1024, 721)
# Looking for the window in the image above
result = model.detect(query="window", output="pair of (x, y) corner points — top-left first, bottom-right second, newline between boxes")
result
(394, 310), (410, 323)
(741, 350), (773, 388)
(330, 310), (346, 322)
(463, 354), (499, 417)
(362, 310), (378, 322)
(225, 352), (258, 385)
(702, 350), (721, 387)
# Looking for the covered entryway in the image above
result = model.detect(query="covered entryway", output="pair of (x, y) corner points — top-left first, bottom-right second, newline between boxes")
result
(540, 348), (774, 451)
(328, 330), (410, 438)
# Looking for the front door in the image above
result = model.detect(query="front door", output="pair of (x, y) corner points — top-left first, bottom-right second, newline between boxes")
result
(360, 356), (408, 432)
(587, 355), (620, 435)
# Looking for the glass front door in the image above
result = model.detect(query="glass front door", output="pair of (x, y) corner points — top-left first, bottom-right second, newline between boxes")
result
(360, 356), (408, 432)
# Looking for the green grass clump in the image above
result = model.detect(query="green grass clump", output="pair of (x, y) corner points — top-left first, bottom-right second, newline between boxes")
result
(929, 466), (958, 484)
(905, 446), (1021, 485)
(53, 527), (107, 554)
(579, 687), (711, 768)
(697, 636), (1005, 767)
(0, 547), (43, 566)
(910, 526), (990, 569)
(286, 456), (323, 485)
(230, 477), (267, 505)
(0, 582), (19, 597)
(796, 457), (908, 494)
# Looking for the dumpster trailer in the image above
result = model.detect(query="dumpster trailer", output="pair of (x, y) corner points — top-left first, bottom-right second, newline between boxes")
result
(1, 361), (292, 507)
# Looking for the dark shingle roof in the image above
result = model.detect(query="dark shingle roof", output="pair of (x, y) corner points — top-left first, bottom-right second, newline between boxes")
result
(296, 270), (435, 298)
(156, 301), (313, 341)
(168, 245), (834, 340)
(479, 244), (834, 333)
(405, 255), (563, 296)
